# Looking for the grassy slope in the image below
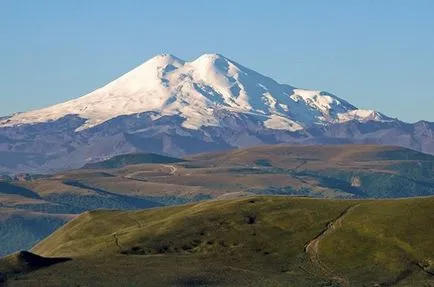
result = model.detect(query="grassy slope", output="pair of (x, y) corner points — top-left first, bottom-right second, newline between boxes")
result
(11, 196), (352, 286)
(3, 196), (433, 286)
(319, 198), (434, 285)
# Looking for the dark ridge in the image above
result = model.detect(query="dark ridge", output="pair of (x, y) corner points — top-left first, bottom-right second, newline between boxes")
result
(376, 148), (434, 161)
(0, 251), (71, 282)
(0, 182), (42, 199)
(171, 276), (219, 286)
(16, 251), (71, 269)
(82, 153), (185, 169)
(62, 180), (163, 209)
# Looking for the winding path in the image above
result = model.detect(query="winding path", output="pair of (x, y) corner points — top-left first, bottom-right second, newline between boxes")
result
(305, 204), (360, 287)
(124, 164), (178, 180)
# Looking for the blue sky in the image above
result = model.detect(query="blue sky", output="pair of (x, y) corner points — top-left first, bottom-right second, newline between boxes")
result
(1, 0), (433, 122)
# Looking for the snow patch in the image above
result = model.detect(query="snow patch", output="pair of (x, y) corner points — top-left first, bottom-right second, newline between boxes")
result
(264, 115), (304, 131)
(337, 110), (389, 123)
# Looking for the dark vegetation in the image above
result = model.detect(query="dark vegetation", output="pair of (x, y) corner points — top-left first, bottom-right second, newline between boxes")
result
(0, 215), (68, 256)
(300, 167), (434, 198)
(61, 180), (163, 209)
(0, 182), (41, 199)
(0, 251), (70, 283)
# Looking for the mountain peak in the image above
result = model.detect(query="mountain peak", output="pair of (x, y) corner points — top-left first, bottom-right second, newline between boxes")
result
(150, 53), (183, 62)
(140, 53), (185, 69)
(144, 53), (232, 69)
(0, 53), (392, 131)
(192, 52), (228, 64)
(195, 53), (227, 61)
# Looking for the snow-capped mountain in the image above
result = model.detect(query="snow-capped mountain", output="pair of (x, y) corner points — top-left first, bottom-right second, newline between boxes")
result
(0, 53), (432, 174)
(0, 53), (388, 132)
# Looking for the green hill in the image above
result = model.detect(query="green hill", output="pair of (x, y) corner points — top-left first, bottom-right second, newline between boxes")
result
(2, 196), (433, 286)
(82, 153), (185, 169)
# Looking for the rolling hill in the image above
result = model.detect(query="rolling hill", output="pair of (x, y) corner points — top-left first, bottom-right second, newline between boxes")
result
(0, 144), (433, 257)
(1, 196), (434, 286)
(82, 153), (185, 169)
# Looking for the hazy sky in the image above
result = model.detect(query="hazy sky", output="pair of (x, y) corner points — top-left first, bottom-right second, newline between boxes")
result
(1, 0), (433, 122)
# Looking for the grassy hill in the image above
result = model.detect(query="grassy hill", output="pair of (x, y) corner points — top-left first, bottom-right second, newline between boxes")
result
(1, 144), (433, 257)
(185, 144), (434, 198)
(1, 196), (434, 286)
(82, 153), (185, 169)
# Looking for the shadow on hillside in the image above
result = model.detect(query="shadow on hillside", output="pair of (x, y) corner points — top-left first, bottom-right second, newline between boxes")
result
(62, 180), (163, 209)
(0, 251), (71, 283)
(171, 276), (219, 287)
(0, 182), (42, 200)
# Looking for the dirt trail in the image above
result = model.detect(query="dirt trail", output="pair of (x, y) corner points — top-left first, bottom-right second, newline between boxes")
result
(123, 171), (150, 181)
(416, 263), (434, 276)
(161, 164), (177, 175)
(294, 160), (307, 171)
(121, 164), (178, 183)
(305, 204), (360, 287)
(125, 164), (177, 179)
(113, 233), (122, 251)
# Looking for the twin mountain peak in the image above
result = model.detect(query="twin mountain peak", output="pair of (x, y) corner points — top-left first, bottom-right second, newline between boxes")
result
(1, 53), (388, 132)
